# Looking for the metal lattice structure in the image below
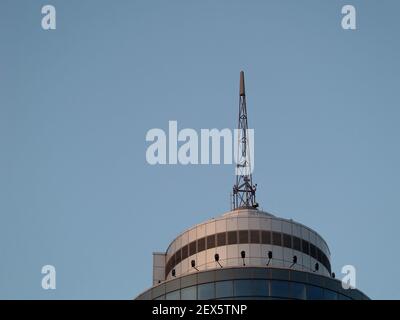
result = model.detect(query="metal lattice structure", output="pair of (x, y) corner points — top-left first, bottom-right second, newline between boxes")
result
(232, 71), (259, 210)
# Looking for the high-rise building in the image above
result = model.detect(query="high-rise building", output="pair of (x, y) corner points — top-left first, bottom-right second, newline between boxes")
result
(136, 72), (369, 300)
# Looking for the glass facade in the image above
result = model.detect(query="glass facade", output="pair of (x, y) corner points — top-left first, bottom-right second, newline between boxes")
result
(181, 286), (196, 300)
(234, 279), (268, 297)
(290, 282), (306, 300)
(165, 290), (180, 300)
(150, 280), (358, 300)
(307, 285), (324, 300)
(136, 267), (369, 300)
(198, 283), (215, 300)
(270, 280), (289, 298)
(216, 281), (233, 298)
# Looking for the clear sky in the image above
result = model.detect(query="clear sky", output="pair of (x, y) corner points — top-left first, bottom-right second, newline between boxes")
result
(1, 0), (399, 299)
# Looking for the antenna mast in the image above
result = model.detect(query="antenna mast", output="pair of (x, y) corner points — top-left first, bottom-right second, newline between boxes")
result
(233, 71), (258, 210)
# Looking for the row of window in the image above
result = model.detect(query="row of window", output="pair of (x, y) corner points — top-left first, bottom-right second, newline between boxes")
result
(165, 230), (331, 277)
(154, 280), (351, 300)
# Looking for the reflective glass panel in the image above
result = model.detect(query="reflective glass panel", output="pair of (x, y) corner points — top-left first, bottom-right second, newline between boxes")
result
(270, 280), (290, 298)
(234, 280), (268, 297)
(216, 281), (233, 298)
(324, 289), (338, 300)
(307, 285), (324, 300)
(290, 282), (306, 300)
(181, 286), (196, 300)
(166, 290), (180, 300)
(198, 283), (215, 300)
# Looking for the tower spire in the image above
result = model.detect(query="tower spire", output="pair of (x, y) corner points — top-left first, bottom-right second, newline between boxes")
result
(233, 71), (258, 210)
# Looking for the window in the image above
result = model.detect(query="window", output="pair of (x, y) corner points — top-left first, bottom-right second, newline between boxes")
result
(166, 290), (180, 300)
(234, 280), (268, 297)
(310, 244), (316, 259)
(198, 283), (215, 300)
(181, 286), (196, 300)
(307, 285), (324, 300)
(293, 236), (301, 251)
(320, 252), (331, 273)
(207, 235), (215, 249)
(216, 281), (233, 298)
(238, 230), (249, 244)
(227, 231), (238, 245)
(283, 234), (292, 248)
(323, 255), (331, 273)
(321, 253), (327, 268)
(261, 230), (271, 244)
(318, 248), (323, 262)
(217, 232), (226, 246)
(197, 237), (206, 252)
(302, 240), (309, 255)
(166, 260), (171, 276)
(175, 249), (181, 264)
(250, 230), (260, 243)
(189, 241), (197, 256)
(272, 232), (282, 246)
(270, 280), (289, 298)
(290, 282), (306, 300)
(165, 262), (171, 278)
(251, 280), (268, 297)
(324, 289), (338, 300)
(181, 245), (188, 260)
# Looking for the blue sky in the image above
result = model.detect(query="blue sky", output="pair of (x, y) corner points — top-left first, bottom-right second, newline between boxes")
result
(0, 0), (399, 299)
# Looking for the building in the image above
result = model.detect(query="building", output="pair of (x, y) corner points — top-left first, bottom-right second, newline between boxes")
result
(136, 72), (369, 300)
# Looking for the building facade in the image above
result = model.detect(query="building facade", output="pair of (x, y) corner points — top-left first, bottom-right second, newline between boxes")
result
(135, 208), (369, 300)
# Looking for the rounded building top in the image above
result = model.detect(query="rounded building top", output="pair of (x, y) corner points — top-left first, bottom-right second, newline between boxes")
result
(159, 208), (332, 282)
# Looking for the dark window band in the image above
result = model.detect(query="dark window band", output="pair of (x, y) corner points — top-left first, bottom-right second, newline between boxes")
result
(239, 230), (249, 244)
(217, 232), (226, 246)
(227, 231), (238, 245)
(272, 232), (282, 246)
(165, 230), (331, 278)
(250, 230), (260, 243)
(207, 235), (215, 249)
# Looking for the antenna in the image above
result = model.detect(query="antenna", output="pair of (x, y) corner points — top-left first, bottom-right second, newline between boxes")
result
(232, 71), (259, 210)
